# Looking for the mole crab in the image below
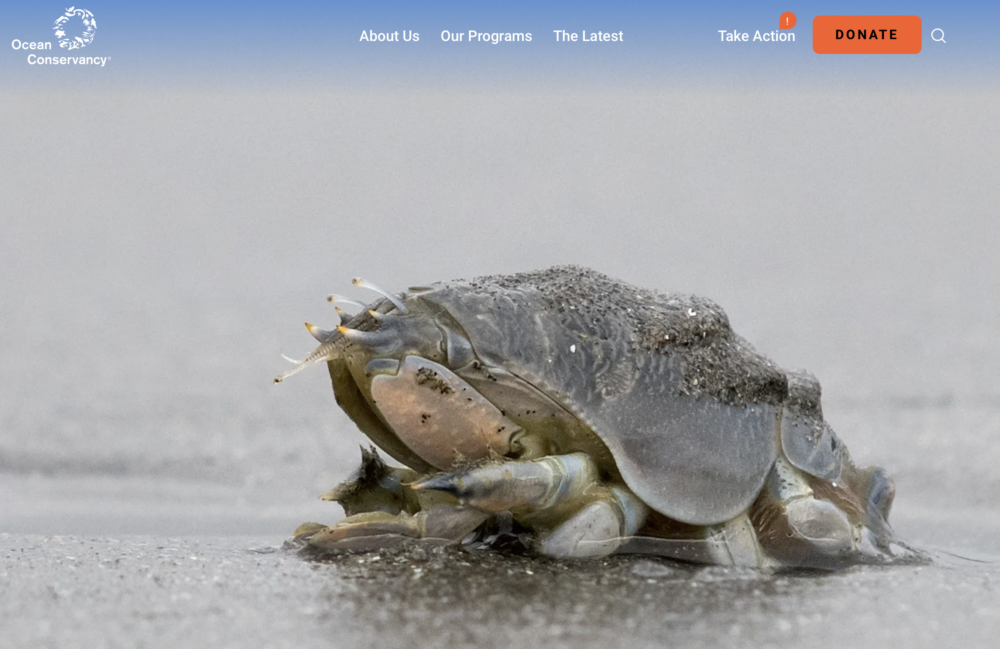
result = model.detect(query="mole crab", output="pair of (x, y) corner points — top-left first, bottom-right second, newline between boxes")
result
(275, 266), (907, 570)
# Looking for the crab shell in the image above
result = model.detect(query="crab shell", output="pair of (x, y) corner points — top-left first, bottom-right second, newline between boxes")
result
(281, 266), (890, 536)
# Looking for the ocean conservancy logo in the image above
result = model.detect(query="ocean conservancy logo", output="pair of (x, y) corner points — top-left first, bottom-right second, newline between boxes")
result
(54, 6), (96, 50)
(10, 6), (108, 67)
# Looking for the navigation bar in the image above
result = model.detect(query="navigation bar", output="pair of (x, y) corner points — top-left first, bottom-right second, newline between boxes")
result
(352, 15), (939, 55)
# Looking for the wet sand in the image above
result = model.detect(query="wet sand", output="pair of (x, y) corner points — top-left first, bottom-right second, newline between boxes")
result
(4, 520), (999, 649)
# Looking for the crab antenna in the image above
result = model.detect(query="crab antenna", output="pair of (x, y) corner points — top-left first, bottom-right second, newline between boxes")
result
(352, 277), (408, 314)
(274, 338), (342, 383)
(305, 322), (338, 343)
(327, 294), (366, 309)
(337, 325), (395, 348)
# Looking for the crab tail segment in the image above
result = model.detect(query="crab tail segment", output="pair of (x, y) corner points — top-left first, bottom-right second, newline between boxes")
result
(273, 335), (342, 384)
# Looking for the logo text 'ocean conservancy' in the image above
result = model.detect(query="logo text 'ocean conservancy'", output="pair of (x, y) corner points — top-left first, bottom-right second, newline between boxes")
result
(10, 7), (108, 66)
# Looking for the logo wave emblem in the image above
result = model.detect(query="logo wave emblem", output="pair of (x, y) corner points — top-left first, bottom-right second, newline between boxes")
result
(53, 7), (96, 50)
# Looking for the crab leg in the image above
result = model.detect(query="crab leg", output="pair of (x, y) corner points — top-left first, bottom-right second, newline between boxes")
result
(538, 485), (649, 558)
(413, 453), (650, 558)
(298, 506), (491, 554)
(413, 453), (602, 512)
(614, 513), (777, 569)
(749, 455), (886, 570)
(293, 447), (493, 554)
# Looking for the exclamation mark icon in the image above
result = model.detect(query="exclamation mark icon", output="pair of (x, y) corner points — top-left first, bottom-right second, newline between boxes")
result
(780, 12), (797, 29)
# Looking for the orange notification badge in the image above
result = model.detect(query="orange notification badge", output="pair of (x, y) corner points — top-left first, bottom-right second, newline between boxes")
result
(780, 12), (797, 29)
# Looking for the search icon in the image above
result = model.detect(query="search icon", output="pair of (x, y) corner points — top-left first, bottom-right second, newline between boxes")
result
(931, 28), (946, 43)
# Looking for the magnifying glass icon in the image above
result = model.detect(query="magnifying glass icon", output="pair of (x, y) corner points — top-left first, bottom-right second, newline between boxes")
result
(931, 28), (946, 43)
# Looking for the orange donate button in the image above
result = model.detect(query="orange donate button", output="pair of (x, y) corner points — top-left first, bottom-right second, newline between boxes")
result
(813, 16), (922, 54)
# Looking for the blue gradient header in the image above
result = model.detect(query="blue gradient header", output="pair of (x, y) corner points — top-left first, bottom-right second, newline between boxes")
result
(3, 1), (996, 88)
